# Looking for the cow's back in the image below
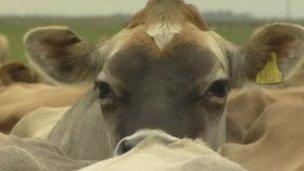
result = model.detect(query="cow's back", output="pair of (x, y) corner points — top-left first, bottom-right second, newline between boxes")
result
(10, 106), (70, 139)
(0, 83), (88, 133)
(224, 83), (304, 171)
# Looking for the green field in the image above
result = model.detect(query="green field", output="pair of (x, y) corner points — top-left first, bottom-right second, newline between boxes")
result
(0, 17), (255, 63)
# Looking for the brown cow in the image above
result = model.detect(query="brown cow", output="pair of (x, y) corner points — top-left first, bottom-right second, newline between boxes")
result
(0, 84), (87, 133)
(1, 1), (304, 170)
(0, 61), (87, 134)
(21, 0), (304, 161)
(0, 61), (89, 134)
(0, 34), (40, 86)
(20, 0), (304, 162)
(226, 51), (304, 143)
(222, 34), (304, 170)
(222, 86), (304, 171)
(25, 0), (233, 159)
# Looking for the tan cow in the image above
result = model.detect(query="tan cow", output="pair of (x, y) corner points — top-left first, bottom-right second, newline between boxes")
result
(0, 62), (87, 134)
(222, 39), (304, 170)
(0, 84), (87, 133)
(0, 34), (9, 65)
(285, 54), (304, 86)
(81, 130), (246, 171)
(0, 133), (93, 171)
(10, 107), (70, 139)
(222, 87), (304, 171)
(225, 22), (304, 143)
(1, 1), (304, 170)
(0, 130), (245, 171)
(12, 0), (304, 160)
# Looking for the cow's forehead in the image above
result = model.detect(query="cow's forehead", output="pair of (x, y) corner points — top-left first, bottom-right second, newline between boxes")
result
(102, 23), (227, 61)
(98, 23), (228, 86)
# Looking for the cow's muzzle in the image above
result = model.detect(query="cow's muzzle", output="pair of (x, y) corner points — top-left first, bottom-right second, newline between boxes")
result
(114, 129), (179, 156)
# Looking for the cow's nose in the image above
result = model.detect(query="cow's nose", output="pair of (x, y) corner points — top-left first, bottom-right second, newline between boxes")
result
(114, 129), (179, 156)
(115, 138), (136, 155)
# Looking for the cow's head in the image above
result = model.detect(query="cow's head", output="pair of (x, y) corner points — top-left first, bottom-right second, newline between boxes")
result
(24, 0), (304, 153)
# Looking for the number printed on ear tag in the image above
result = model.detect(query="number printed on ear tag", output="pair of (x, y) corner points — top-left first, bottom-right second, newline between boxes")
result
(256, 52), (283, 84)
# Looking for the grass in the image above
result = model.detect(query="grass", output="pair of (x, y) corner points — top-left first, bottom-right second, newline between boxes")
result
(214, 24), (253, 44)
(0, 17), (255, 63)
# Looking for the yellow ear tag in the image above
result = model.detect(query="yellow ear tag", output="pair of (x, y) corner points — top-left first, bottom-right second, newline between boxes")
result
(256, 53), (282, 84)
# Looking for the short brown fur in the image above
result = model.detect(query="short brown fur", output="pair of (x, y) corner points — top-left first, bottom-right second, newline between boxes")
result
(0, 62), (38, 86)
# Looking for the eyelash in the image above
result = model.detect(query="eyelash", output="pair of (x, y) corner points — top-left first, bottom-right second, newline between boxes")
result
(193, 79), (229, 101)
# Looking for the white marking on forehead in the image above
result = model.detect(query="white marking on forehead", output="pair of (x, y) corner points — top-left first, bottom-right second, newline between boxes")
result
(147, 23), (182, 49)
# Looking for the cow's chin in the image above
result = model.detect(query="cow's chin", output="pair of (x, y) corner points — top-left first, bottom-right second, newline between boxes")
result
(113, 129), (179, 156)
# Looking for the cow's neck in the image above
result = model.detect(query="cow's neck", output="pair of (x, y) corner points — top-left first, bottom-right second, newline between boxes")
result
(47, 90), (113, 160)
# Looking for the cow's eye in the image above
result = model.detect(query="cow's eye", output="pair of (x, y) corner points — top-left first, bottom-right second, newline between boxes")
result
(95, 81), (115, 99)
(95, 81), (119, 114)
(205, 79), (230, 100)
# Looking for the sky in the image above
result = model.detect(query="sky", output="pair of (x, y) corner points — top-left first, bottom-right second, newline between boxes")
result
(0, 0), (303, 18)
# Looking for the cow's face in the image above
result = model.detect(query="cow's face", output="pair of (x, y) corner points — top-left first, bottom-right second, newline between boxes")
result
(24, 0), (304, 153)
(96, 25), (230, 150)
(96, 1), (233, 150)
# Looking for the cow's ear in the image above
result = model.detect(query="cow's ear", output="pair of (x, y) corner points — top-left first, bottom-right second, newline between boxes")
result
(24, 26), (103, 85)
(233, 23), (304, 86)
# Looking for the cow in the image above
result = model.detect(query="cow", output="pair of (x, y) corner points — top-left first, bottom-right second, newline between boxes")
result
(80, 129), (246, 171)
(0, 130), (246, 171)
(0, 133), (94, 171)
(222, 87), (304, 171)
(0, 54), (85, 134)
(0, 34), (39, 86)
(18, 0), (304, 161)
(0, 84), (87, 133)
(225, 52), (304, 143)
(221, 50), (304, 170)
(10, 107), (70, 139)
(0, 58), (86, 134)
(226, 85), (304, 143)
(0, 34), (9, 65)
(0, 61), (87, 134)
(1, 0), (304, 170)
(285, 54), (304, 86)
(24, 0), (232, 160)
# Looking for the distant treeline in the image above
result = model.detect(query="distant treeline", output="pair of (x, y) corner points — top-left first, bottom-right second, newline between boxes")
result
(0, 11), (303, 25)
(203, 11), (304, 25)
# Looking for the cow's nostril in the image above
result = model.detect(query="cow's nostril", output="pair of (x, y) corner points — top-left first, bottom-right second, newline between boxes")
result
(115, 139), (135, 156)
(122, 141), (133, 153)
